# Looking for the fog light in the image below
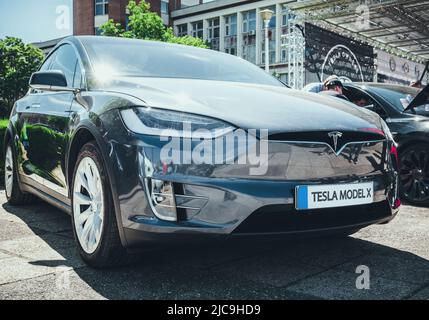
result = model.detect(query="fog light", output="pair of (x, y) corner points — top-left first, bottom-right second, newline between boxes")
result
(146, 178), (177, 221)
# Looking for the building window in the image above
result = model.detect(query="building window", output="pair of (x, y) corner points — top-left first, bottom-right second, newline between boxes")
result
(280, 6), (295, 62)
(225, 14), (237, 36)
(242, 10), (256, 33)
(161, 1), (169, 15)
(161, 0), (169, 25)
(191, 21), (204, 39)
(242, 10), (257, 63)
(224, 14), (237, 55)
(207, 18), (220, 50)
(95, 0), (109, 16)
(177, 24), (188, 37)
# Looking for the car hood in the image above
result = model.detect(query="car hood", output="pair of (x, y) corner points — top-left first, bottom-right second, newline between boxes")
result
(103, 77), (383, 133)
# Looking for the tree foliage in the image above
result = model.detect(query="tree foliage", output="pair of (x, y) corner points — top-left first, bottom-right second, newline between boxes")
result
(100, 0), (207, 48)
(0, 37), (44, 116)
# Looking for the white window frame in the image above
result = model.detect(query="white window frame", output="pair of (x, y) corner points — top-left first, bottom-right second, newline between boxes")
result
(191, 21), (204, 38)
(95, 0), (109, 16)
(207, 18), (220, 40)
(177, 24), (188, 37)
(225, 14), (237, 36)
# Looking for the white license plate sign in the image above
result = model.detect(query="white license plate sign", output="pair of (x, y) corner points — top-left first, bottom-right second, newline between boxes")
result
(295, 182), (374, 210)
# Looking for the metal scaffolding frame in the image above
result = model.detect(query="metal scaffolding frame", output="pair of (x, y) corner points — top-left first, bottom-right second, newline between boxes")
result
(283, 17), (305, 89)
(287, 0), (429, 64)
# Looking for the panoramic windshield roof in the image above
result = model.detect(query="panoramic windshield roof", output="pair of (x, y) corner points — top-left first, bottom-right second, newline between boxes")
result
(80, 37), (283, 86)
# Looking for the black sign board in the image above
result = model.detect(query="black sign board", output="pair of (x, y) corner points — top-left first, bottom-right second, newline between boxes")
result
(305, 23), (375, 82)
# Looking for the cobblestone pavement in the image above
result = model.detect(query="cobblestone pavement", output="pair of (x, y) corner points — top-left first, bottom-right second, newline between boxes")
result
(0, 189), (428, 300)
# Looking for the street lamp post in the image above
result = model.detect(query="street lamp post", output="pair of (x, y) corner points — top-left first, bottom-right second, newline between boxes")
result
(260, 9), (274, 73)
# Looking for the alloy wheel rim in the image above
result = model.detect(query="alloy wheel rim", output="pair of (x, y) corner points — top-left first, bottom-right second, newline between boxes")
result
(73, 157), (104, 254)
(5, 146), (13, 198)
(400, 149), (429, 203)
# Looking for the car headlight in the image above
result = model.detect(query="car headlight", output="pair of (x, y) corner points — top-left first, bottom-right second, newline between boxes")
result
(380, 119), (395, 142)
(120, 107), (234, 138)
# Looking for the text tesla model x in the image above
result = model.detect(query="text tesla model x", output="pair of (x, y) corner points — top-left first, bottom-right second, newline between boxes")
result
(4, 36), (400, 267)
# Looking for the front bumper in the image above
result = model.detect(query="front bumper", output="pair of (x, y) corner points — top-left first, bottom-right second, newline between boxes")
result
(100, 116), (399, 247)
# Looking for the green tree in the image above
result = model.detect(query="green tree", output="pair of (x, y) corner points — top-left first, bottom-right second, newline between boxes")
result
(0, 37), (44, 117)
(100, 0), (207, 48)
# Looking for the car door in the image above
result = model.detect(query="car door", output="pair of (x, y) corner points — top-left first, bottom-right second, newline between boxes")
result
(16, 51), (57, 189)
(26, 44), (81, 200)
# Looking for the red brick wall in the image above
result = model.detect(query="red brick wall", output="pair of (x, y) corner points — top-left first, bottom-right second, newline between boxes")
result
(73, 0), (95, 35)
(170, 0), (181, 12)
(146, 0), (161, 14)
(109, 0), (162, 28)
(73, 0), (165, 35)
(108, 0), (130, 27)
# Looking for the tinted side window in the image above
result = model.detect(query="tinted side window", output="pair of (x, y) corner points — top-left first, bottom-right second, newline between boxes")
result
(49, 44), (77, 87)
(344, 87), (387, 117)
(73, 61), (83, 88)
(39, 51), (56, 71)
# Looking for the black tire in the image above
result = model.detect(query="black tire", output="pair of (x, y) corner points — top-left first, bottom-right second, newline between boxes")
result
(71, 141), (131, 268)
(399, 143), (429, 205)
(4, 141), (36, 205)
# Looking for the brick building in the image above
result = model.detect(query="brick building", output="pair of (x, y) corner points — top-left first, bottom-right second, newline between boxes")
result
(73, 0), (174, 35)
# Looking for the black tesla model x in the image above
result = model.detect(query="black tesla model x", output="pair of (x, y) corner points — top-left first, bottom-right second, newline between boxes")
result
(342, 82), (429, 205)
(4, 36), (400, 267)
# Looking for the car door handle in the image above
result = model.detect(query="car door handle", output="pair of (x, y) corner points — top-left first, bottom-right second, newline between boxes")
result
(31, 103), (41, 109)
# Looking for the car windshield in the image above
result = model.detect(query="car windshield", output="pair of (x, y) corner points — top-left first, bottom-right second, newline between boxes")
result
(81, 37), (283, 87)
(366, 84), (429, 112)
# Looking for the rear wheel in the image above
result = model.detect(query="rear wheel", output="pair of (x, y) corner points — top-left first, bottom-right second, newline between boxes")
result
(71, 142), (130, 268)
(4, 142), (35, 205)
(399, 143), (429, 205)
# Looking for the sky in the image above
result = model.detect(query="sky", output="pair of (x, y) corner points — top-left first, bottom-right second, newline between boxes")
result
(0, 0), (73, 44)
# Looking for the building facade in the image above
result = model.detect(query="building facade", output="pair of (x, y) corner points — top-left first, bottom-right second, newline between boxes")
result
(39, 0), (426, 88)
(172, 0), (295, 82)
(73, 0), (171, 36)
(171, 0), (428, 87)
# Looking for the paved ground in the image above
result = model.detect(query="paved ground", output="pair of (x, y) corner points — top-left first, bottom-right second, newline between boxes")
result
(0, 189), (428, 300)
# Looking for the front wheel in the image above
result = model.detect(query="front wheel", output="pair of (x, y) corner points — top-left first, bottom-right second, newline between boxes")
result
(71, 142), (130, 268)
(399, 143), (429, 205)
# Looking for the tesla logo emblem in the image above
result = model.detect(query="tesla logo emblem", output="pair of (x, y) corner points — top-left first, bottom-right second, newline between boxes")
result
(328, 131), (343, 151)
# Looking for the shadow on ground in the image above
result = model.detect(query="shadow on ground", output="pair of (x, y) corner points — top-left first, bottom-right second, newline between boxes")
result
(1, 198), (429, 300)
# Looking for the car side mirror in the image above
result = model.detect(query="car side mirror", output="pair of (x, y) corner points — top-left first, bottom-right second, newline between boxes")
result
(29, 70), (76, 92)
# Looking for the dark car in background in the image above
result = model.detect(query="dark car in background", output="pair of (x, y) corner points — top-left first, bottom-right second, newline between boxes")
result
(4, 36), (400, 267)
(342, 83), (429, 205)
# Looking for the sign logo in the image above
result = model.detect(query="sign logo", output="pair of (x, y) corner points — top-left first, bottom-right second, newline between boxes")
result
(328, 131), (343, 152)
(321, 45), (364, 82)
